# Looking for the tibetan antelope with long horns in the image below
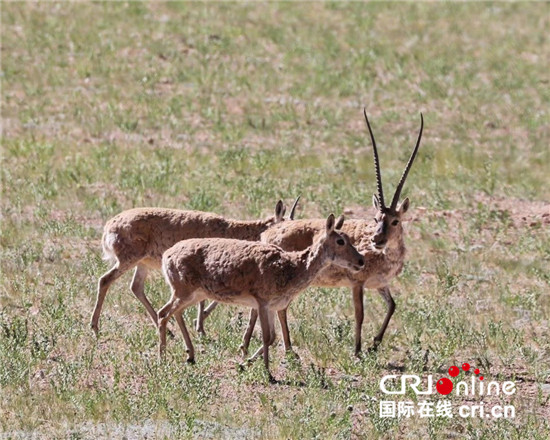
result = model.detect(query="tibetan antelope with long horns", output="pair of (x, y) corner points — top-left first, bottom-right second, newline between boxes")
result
(91, 198), (299, 335)
(234, 110), (424, 356)
(158, 214), (365, 381)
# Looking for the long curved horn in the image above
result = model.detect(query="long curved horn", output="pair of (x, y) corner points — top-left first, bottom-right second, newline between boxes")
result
(390, 113), (424, 210)
(363, 108), (385, 208)
(289, 195), (301, 220)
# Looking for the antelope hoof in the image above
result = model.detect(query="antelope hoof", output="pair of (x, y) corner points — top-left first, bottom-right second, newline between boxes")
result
(268, 373), (278, 384)
(91, 323), (99, 337)
(367, 340), (381, 353)
(185, 348), (195, 363)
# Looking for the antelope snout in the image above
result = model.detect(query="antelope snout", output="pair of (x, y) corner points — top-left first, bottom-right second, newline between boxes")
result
(350, 256), (365, 272)
(372, 235), (387, 249)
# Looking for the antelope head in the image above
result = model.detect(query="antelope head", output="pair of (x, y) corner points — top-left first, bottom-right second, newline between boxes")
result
(363, 109), (424, 250)
(321, 214), (365, 272)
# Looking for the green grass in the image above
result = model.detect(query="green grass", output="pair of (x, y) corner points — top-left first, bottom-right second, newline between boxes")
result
(1, 2), (549, 439)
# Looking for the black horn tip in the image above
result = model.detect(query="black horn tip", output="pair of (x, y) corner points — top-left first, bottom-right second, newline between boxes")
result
(363, 108), (370, 124)
(289, 195), (301, 220)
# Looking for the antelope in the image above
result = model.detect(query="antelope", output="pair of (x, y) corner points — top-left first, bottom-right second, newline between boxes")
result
(235, 110), (424, 356)
(91, 198), (299, 335)
(158, 214), (365, 381)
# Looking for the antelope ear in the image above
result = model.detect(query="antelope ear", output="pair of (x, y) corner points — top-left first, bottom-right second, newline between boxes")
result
(275, 200), (284, 220)
(373, 194), (380, 210)
(335, 215), (345, 230)
(326, 213), (336, 233)
(398, 198), (410, 214)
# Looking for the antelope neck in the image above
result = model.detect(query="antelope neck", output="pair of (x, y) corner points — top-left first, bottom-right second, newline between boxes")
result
(383, 234), (406, 258)
(294, 236), (330, 282)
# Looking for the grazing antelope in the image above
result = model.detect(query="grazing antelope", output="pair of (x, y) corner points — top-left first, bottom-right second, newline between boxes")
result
(91, 199), (299, 335)
(237, 110), (424, 356)
(158, 214), (365, 381)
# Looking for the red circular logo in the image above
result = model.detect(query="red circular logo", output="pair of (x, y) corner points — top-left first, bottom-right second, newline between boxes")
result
(436, 378), (453, 395)
(448, 366), (459, 377)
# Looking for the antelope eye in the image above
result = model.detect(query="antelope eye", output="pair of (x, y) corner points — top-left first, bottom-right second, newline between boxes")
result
(373, 218), (378, 223)
(336, 238), (345, 246)
(392, 220), (399, 226)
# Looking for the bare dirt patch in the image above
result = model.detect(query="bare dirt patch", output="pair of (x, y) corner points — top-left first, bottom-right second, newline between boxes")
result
(473, 193), (550, 228)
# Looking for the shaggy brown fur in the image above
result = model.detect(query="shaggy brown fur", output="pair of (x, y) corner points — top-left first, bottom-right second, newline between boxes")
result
(262, 215), (406, 289)
(234, 206), (408, 356)
(158, 215), (365, 381)
(91, 202), (286, 335)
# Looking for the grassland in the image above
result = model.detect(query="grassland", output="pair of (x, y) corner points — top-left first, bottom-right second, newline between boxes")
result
(1, 2), (549, 439)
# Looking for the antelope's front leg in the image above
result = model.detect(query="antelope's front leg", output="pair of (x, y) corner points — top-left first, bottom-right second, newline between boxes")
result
(158, 295), (188, 359)
(174, 313), (195, 363)
(369, 286), (395, 351)
(352, 284), (364, 356)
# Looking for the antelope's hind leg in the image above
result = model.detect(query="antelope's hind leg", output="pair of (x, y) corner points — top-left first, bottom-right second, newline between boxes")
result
(194, 300), (206, 335)
(240, 308), (258, 356)
(194, 300), (219, 336)
(130, 265), (158, 327)
(91, 259), (138, 336)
